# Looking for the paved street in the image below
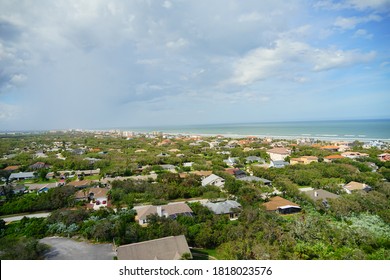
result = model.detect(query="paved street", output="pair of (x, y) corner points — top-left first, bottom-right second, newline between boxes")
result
(40, 237), (116, 260)
(1, 212), (51, 222)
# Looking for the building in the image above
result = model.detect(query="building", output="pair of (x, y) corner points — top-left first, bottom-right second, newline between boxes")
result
(245, 156), (265, 164)
(301, 189), (339, 208)
(201, 174), (225, 188)
(238, 176), (272, 185)
(320, 145), (340, 152)
(266, 148), (291, 161)
(378, 153), (390, 162)
(9, 172), (36, 181)
(204, 200), (242, 220)
(290, 156), (318, 165)
(341, 152), (369, 159)
(116, 235), (192, 260)
(269, 160), (289, 168)
(75, 187), (109, 210)
(136, 203), (193, 226)
(343, 181), (372, 194)
(324, 155), (344, 163)
(263, 196), (301, 214)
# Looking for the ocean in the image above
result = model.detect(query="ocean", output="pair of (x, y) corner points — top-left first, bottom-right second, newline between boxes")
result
(121, 119), (390, 141)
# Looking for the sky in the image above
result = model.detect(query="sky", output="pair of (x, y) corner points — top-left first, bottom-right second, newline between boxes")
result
(0, 0), (389, 131)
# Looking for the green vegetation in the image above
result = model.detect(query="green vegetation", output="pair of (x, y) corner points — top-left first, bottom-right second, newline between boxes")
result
(0, 132), (389, 259)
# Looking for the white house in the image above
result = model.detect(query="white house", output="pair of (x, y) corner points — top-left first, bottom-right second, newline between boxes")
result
(201, 174), (225, 188)
(266, 148), (291, 161)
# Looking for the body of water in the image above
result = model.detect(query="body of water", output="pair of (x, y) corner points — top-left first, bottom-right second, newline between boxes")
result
(121, 119), (390, 141)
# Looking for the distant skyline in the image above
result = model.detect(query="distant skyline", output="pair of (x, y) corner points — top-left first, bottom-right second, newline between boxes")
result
(1, 0), (389, 131)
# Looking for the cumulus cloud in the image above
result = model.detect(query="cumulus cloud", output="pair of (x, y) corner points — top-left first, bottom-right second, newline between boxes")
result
(228, 39), (376, 85)
(315, 0), (390, 12)
(334, 14), (382, 30)
(0, 0), (388, 129)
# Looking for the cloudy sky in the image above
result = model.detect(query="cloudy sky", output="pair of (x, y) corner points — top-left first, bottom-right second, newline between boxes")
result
(0, 0), (389, 131)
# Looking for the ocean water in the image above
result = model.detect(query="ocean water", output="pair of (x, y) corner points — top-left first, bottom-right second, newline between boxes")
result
(123, 119), (390, 141)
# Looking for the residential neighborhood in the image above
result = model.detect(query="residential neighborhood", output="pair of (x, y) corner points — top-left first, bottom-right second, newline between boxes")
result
(0, 130), (389, 260)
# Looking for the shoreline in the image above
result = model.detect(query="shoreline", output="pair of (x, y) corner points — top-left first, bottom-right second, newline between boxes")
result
(128, 130), (390, 142)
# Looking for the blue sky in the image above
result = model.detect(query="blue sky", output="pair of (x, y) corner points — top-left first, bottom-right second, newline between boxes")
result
(0, 0), (389, 130)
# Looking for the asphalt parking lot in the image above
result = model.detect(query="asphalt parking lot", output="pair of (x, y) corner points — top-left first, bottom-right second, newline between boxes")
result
(40, 237), (116, 260)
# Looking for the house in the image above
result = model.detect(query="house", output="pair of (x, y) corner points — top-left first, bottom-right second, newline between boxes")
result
(378, 153), (390, 162)
(30, 162), (50, 170)
(223, 157), (238, 167)
(343, 181), (372, 194)
(116, 235), (191, 260)
(324, 155), (344, 163)
(11, 184), (27, 194)
(341, 152), (369, 159)
(34, 151), (48, 158)
(320, 145), (340, 152)
(201, 174), (225, 188)
(157, 152), (169, 157)
(266, 148), (291, 161)
(183, 162), (194, 168)
(290, 156), (318, 165)
(245, 156), (265, 164)
(9, 172), (36, 181)
(190, 170), (212, 178)
(204, 200), (242, 220)
(3, 165), (20, 172)
(136, 203), (193, 226)
(75, 187), (109, 210)
(301, 189), (339, 208)
(238, 176), (272, 185)
(263, 196), (301, 214)
(225, 168), (246, 178)
(269, 160), (289, 168)
(160, 164), (176, 172)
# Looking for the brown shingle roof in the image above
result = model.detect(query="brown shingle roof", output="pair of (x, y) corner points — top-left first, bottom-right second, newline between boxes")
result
(3, 165), (20, 171)
(117, 235), (191, 260)
(344, 181), (367, 191)
(267, 148), (291, 155)
(136, 203), (193, 221)
(263, 196), (300, 211)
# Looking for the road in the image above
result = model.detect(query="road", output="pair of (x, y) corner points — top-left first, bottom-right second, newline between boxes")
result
(1, 212), (51, 223)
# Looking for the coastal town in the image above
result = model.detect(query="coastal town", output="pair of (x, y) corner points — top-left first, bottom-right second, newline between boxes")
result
(0, 130), (389, 260)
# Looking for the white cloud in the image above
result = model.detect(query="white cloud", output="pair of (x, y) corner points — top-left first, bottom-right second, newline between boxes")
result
(166, 38), (188, 49)
(228, 39), (376, 85)
(312, 49), (376, 71)
(334, 14), (382, 30)
(353, 28), (373, 39)
(315, 0), (390, 12)
(162, 1), (172, 9)
(238, 12), (263, 22)
(0, 102), (19, 121)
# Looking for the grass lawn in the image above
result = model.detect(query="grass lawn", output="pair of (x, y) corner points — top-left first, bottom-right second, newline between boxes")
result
(190, 248), (220, 260)
(22, 178), (57, 184)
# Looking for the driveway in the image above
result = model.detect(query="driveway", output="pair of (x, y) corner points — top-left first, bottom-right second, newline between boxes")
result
(40, 237), (116, 260)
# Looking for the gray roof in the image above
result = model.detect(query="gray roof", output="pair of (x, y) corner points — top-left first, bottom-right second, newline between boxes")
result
(160, 164), (176, 170)
(246, 156), (264, 162)
(201, 174), (224, 187)
(303, 189), (339, 201)
(117, 235), (191, 260)
(204, 200), (242, 215)
(137, 203), (193, 221)
(9, 172), (36, 180)
(238, 176), (271, 184)
(271, 160), (289, 167)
